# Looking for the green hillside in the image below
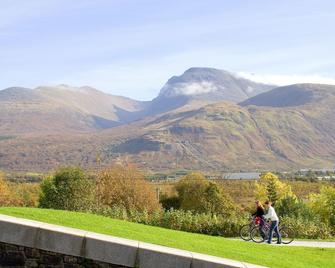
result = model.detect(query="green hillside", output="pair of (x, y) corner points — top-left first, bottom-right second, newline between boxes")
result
(0, 207), (334, 268)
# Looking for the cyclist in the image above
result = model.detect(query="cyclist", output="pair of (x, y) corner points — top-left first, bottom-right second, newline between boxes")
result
(264, 200), (281, 244)
(252, 201), (265, 238)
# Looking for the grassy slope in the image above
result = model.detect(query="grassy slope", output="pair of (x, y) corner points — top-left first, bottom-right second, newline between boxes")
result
(0, 208), (334, 268)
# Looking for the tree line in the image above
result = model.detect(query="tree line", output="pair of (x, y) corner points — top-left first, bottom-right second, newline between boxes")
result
(0, 166), (334, 238)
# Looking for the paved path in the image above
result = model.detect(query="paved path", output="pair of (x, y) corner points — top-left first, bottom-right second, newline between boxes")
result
(286, 241), (335, 248)
(232, 238), (335, 248)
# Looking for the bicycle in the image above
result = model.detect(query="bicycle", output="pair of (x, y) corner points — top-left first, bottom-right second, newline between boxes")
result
(239, 216), (262, 241)
(250, 220), (295, 244)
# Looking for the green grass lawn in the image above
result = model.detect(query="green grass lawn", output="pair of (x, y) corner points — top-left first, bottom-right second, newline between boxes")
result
(0, 207), (334, 268)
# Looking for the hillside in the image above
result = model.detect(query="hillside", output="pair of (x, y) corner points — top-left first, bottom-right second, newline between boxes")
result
(0, 85), (143, 134)
(107, 95), (335, 171)
(0, 70), (334, 172)
(105, 83), (335, 171)
(240, 83), (335, 107)
(0, 68), (273, 135)
(1, 208), (334, 268)
(1, 83), (335, 172)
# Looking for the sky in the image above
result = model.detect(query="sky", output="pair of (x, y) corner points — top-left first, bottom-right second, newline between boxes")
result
(1, 0), (335, 100)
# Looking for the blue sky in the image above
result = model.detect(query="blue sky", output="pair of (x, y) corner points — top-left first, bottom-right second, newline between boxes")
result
(1, 0), (335, 100)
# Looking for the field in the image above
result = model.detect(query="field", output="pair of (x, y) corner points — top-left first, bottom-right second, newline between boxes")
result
(0, 207), (334, 268)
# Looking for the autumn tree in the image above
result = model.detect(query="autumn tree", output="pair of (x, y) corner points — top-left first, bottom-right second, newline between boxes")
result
(12, 183), (40, 207)
(96, 164), (161, 213)
(309, 186), (335, 226)
(39, 167), (95, 211)
(255, 172), (294, 205)
(175, 172), (235, 216)
(0, 171), (11, 206)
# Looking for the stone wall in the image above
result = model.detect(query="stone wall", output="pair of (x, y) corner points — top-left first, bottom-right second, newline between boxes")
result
(0, 241), (126, 268)
(0, 214), (266, 268)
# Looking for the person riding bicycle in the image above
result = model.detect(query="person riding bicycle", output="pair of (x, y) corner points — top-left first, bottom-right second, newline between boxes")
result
(252, 201), (265, 238)
(264, 200), (281, 244)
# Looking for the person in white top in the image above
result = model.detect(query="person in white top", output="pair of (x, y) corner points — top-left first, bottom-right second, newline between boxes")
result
(264, 201), (281, 244)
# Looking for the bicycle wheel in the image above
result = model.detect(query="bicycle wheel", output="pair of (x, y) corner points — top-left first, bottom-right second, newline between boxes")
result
(239, 224), (252, 241)
(280, 226), (295, 244)
(250, 226), (265, 243)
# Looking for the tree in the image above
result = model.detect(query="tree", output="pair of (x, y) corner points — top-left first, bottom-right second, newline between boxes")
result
(309, 186), (335, 226)
(175, 172), (234, 215)
(255, 172), (294, 204)
(10, 183), (40, 207)
(39, 167), (95, 211)
(96, 164), (161, 213)
(0, 171), (11, 206)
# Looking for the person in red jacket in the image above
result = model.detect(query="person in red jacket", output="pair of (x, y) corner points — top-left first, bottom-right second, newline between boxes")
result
(252, 201), (265, 238)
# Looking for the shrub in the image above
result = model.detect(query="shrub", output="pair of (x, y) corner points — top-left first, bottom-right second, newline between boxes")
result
(96, 164), (161, 213)
(10, 183), (40, 207)
(39, 167), (95, 211)
(92, 204), (334, 239)
(309, 186), (335, 226)
(0, 171), (11, 206)
(175, 172), (235, 216)
(281, 216), (334, 239)
(160, 194), (181, 210)
(276, 196), (314, 221)
(93, 206), (247, 237)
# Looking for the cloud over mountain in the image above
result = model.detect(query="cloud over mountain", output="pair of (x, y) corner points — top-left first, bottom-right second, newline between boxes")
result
(238, 72), (335, 87)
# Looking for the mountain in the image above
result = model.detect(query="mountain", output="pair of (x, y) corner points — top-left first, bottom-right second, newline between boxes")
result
(159, 67), (273, 101)
(0, 85), (143, 134)
(142, 67), (274, 116)
(1, 83), (335, 172)
(0, 68), (274, 135)
(104, 83), (335, 171)
(240, 83), (335, 107)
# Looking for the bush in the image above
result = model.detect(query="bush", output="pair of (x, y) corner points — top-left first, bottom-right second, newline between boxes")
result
(276, 195), (314, 220)
(160, 194), (181, 210)
(281, 216), (334, 239)
(176, 172), (235, 216)
(309, 186), (335, 226)
(93, 206), (247, 237)
(96, 164), (161, 213)
(92, 204), (334, 239)
(10, 183), (40, 207)
(39, 167), (95, 211)
(0, 171), (11, 206)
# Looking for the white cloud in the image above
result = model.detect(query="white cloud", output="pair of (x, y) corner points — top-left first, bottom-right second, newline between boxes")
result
(237, 72), (335, 86)
(161, 81), (218, 97)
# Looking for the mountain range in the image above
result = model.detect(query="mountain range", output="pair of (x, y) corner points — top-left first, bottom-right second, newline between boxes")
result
(1, 67), (335, 172)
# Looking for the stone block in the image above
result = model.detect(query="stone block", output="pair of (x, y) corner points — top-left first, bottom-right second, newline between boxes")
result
(138, 242), (192, 268)
(84, 232), (138, 267)
(35, 223), (86, 257)
(191, 252), (248, 268)
(0, 215), (40, 248)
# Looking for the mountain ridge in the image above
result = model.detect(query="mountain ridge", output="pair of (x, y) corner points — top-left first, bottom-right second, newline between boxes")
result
(240, 83), (335, 107)
(0, 67), (274, 134)
(1, 69), (335, 172)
